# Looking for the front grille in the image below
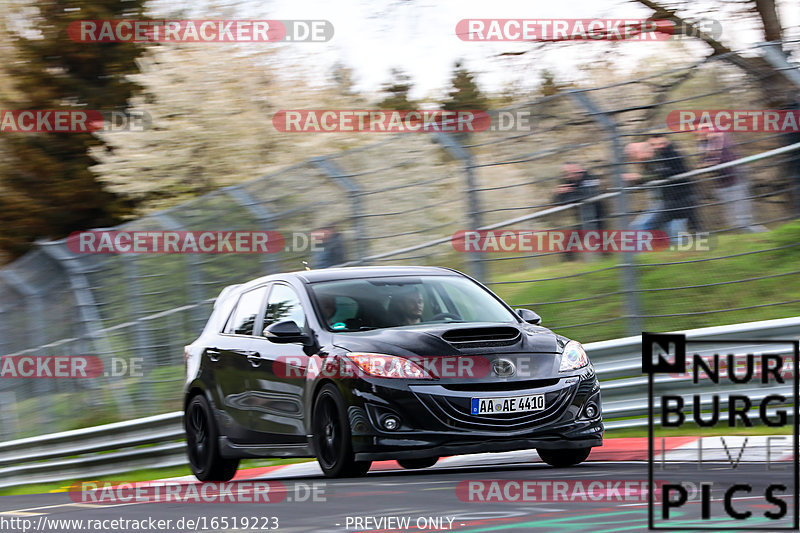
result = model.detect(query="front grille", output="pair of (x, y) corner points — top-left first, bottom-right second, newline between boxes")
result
(441, 326), (521, 348)
(414, 383), (576, 431)
(441, 379), (560, 392)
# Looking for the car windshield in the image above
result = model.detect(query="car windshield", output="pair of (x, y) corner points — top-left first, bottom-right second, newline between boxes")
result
(308, 275), (519, 332)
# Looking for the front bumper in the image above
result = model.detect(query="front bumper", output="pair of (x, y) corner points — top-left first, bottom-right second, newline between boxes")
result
(353, 421), (603, 461)
(348, 368), (603, 461)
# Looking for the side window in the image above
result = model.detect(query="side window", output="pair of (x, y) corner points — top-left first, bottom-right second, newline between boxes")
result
(222, 304), (238, 333)
(317, 294), (358, 327)
(225, 286), (268, 335)
(216, 297), (239, 333)
(263, 284), (306, 331)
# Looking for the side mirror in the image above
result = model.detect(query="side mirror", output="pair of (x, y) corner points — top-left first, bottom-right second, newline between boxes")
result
(263, 320), (311, 344)
(516, 308), (542, 325)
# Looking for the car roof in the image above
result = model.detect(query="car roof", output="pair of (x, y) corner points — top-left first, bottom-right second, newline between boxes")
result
(224, 266), (462, 297)
(295, 265), (459, 283)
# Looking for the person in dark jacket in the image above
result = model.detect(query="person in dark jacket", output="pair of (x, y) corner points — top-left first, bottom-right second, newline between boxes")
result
(554, 163), (607, 260)
(625, 136), (701, 239)
(554, 163), (606, 231)
(309, 226), (346, 268)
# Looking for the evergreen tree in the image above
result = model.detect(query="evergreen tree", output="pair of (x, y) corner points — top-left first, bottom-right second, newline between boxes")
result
(330, 62), (356, 96)
(377, 68), (414, 110)
(442, 61), (488, 112)
(539, 69), (560, 97)
(0, 0), (147, 258)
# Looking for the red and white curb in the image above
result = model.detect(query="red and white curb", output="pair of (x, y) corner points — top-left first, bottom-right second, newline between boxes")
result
(162, 435), (793, 483)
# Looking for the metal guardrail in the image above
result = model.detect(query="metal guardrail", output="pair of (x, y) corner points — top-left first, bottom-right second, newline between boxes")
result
(0, 413), (184, 489)
(3, 39), (800, 441)
(0, 316), (798, 489)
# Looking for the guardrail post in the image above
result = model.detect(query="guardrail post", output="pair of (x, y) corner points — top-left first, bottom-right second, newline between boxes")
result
(433, 131), (487, 282)
(311, 157), (368, 265)
(568, 91), (642, 336)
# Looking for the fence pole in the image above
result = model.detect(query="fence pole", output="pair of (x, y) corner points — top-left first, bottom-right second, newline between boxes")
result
(433, 131), (486, 281)
(222, 185), (279, 275)
(568, 91), (642, 336)
(37, 242), (136, 419)
(0, 305), (8, 357)
(155, 213), (207, 331)
(119, 255), (158, 412)
(0, 271), (51, 430)
(760, 41), (800, 89)
(0, 392), (17, 440)
(311, 157), (368, 265)
(760, 42), (800, 216)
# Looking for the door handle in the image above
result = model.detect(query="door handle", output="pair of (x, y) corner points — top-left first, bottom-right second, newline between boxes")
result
(206, 348), (221, 362)
(246, 353), (263, 367)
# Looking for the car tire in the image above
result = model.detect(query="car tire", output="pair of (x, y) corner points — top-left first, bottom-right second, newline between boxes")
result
(397, 457), (439, 469)
(536, 447), (591, 467)
(312, 384), (372, 478)
(185, 395), (240, 481)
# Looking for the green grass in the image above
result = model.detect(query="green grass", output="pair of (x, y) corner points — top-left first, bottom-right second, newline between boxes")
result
(0, 457), (314, 497)
(607, 423), (794, 439)
(490, 220), (800, 343)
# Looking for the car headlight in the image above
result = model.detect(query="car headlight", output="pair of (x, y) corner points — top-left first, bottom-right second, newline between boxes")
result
(345, 353), (434, 379)
(559, 341), (589, 372)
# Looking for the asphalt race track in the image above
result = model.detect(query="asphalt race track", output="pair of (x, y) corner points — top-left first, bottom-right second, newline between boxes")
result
(1, 450), (795, 533)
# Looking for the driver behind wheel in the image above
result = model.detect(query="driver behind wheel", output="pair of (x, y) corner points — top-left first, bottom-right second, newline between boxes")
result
(388, 286), (424, 325)
(318, 293), (339, 325)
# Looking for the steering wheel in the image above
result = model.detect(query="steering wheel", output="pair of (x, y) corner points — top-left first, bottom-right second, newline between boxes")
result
(431, 312), (462, 321)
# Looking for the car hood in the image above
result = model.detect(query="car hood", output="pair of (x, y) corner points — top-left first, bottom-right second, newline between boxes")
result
(331, 321), (563, 357)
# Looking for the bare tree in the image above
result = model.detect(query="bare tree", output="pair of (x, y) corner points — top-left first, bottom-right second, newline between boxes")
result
(633, 0), (796, 106)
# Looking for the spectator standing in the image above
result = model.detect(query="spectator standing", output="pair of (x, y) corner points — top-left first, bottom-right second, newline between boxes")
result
(554, 163), (606, 231)
(696, 126), (766, 232)
(625, 137), (701, 240)
(309, 226), (346, 268)
(553, 163), (606, 260)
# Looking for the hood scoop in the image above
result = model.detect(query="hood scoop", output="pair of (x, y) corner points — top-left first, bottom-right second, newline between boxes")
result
(441, 326), (522, 348)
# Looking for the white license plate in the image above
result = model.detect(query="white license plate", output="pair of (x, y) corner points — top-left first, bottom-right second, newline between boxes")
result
(471, 394), (545, 415)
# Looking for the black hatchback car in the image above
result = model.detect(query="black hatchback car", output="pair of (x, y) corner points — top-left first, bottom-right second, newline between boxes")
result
(183, 266), (603, 479)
